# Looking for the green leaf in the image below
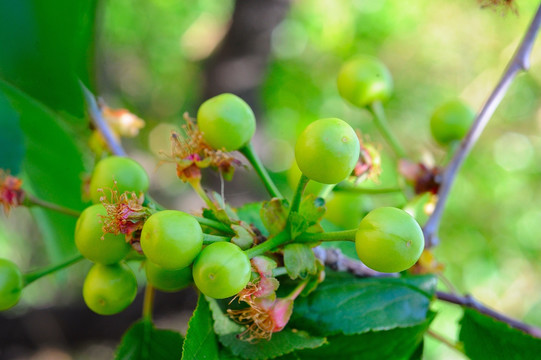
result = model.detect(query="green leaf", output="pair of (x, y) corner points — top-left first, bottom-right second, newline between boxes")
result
(459, 308), (541, 360)
(0, 95), (24, 174)
(182, 295), (219, 360)
(219, 330), (326, 360)
(283, 243), (317, 280)
(0, 79), (87, 260)
(231, 224), (255, 250)
(236, 202), (268, 237)
(290, 271), (437, 336)
(288, 212), (310, 239)
(207, 297), (326, 360)
(261, 199), (289, 236)
(298, 195), (325, 226)
(0, 0), (97, 116)
(115, 319), (183, 360)
(281, 312), (434, 360)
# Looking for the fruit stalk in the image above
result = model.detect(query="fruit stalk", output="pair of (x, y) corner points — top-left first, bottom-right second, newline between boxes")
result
(239, 143), (283, 199)
(368, 101), (407, 159)
(24, 254), (85, 286)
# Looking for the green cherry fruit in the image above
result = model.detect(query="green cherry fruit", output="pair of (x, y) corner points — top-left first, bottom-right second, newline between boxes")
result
(0, 259), (23, 311)
(75, 204), (131, 264)
(295, 118), (360, 184)
(140, 210), (203, 270)
(337, 55), (393, 108)
(89, 156), (149, 203)
(430, 99), (475, 145)
(324, 192), (373, 230)
(197, 93), (256, 151)
(83, 262), (138, 315)
(193, 242), (251, 299)
(145, 260), (193, 292)
(355, 207), (424, 273)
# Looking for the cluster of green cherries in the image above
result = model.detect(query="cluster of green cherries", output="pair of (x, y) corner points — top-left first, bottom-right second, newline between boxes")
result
(0, 54), (474, 315)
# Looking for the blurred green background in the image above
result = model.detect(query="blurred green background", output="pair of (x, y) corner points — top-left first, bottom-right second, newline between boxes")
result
(2, 0), (541, 358)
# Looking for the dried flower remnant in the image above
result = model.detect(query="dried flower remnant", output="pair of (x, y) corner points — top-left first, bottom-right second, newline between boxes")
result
(163, 115), (241, 183)
(399, 159), (442, 194)
(99, 99), (145, 138)
(353, 135), (382, 183)
(0, 172), (24, 214)
(478, 0), (518, 14)
(99, 185), (151, 247)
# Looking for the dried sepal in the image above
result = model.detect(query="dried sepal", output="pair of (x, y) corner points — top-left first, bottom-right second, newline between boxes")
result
(98, 184), (151, 248)
(0, 171), (24, 214)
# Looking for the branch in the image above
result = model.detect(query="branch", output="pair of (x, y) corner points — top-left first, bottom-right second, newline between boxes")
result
(80, 82), (127, 157)
(423, 3), (541, 247)
(312, 246), (397, 278)
(436, 291), (541, 339)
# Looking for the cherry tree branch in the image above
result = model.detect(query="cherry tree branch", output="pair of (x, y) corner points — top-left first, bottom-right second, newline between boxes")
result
(423, 4), (541, 247)
(80, 82), (127, 157)
(436, 291), (541, 338)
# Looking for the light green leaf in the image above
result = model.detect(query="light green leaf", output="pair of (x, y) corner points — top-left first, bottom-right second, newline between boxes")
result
(182, 295), (219, 360)
(283, 243), (317, 280)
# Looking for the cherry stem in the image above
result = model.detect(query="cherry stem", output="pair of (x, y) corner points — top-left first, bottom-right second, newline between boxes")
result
(239, 143), (283, 199)
(142, 284), (155, 321)
(423, 3), (541, 248)
(25, 194), (81, 218)
(333, 183), (404, 195)
(272, 267), (288, 277)
(80, 82), (127, 157)
(244, 230), (290, 259)
(368, 101), (407, 159)
(436, 291), (541, 339)
(296, 229), (357, 243)
(426, 329), (465, 355)
(196, 217), (235, 235)
(203, 233), (231, 244)
(23, 254), (85, 286)
(189, 179), (218, 212)
(289, 174), (309, 215)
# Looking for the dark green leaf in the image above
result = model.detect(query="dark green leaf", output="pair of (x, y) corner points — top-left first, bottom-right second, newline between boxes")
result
(261, 199), (289, 236)
(207, 297), (326, 360)
(0, 94), (24, 174)
(290, 272), (437, 336)
(236, 202), (268, 237)
(298, 195), (325, 226)
(283, 244), (317, 280)
(0, 0), (97, 116)
(182, 295), (219, 360)
(281, 312), (434, 360)
(459, 308), (541, 360)
(0, 79), (87, 260)
(115, 319), (183, 360)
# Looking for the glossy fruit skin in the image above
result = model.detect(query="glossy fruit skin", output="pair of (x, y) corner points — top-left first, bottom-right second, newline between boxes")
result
(197, 93), (256, 151)
(337, 55), (393, 108)
(193, 242), (251, 299)
(0, 259), (23, 311)
(145, 260), (193, 292)
(430, 100), (475, 145)
(355, 207), (424, 273)
(325, 192), (372, 230)
(140, 210), (203, 270)
(89, 156), (149, 203)
(295, 118), (360, 184)
(75, 204), (131, 264)
(83, 262), (138, 315)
